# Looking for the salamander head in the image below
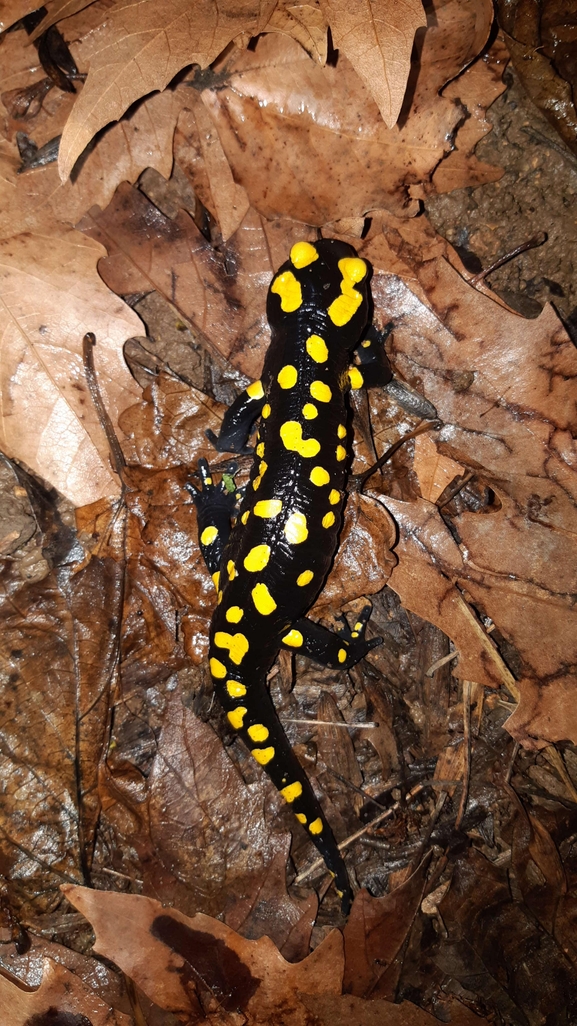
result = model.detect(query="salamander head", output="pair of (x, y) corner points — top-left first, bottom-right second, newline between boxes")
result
(267, 238), (370, 352)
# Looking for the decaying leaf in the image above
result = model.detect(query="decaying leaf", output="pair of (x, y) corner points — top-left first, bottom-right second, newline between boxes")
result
(0, 957), (131, 1026)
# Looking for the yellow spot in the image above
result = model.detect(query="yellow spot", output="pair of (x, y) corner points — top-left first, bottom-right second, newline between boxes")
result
(309, 817), (323, 835)
(280, 421), (320, 458)
(354, 622), (363, 632)
(254, 499), (282, 519)
(351, 631), (359, 638)
(217, 591), (223, 604)
(253, 476), (261, 490)
(212, 570), (220, 589)
(296, 813), (307, 824)
(227, 706), (247, 730)
(310, 380), (332, 403)
(256, 442), (265, 457)
(361, 338), (371, 348)
(277, 365), (298, 389)
(271, 270), (302, 312)
(290, 241), (318, 268)
(210, 658), (227, 679)
(329, 489), (340, 505)
(252, 746), (275, 765)
(227, 680), (247, 698)
(226, 606), (244, 623)
(259, 460), (268, 477)
(241, 510), (250, 524)
(283, 629), (303, 647)
(310, 466), (330, 487)
(336, 445), (347, 462)
(297, 570), (314, 587)
(348, 366), (364, 389)
(337, 424), (347, 439)
(262, 404), (271, 418)
(306, 334), (328, 363)
(200, 526), (218, 547)
(227, 560), (237, 581)
(302, 403), (318, 419)
(214, 632), (249, 665)
(252, 582), (277, 616)
(244, 544), (271, 572)
(322, 511), (335, 528)
(280, 781), (303, 803)
(284, 511), (308, 545)
(204, 477), (212, 485)
(247, 379), (264, 399)
(338, 648), (347, 663)
(327, 257), (367, 326)
(248, 723), (269, 742)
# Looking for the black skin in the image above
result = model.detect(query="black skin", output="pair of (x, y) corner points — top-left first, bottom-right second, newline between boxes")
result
(191, 239), (393, 913)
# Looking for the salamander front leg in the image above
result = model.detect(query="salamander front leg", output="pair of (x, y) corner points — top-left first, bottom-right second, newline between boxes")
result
(187, 458), (238, 583)
(206, 379), (266, 454)
(281, 605), (382, 669)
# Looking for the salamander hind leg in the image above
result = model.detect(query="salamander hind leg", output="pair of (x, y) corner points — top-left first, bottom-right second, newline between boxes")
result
(282, 604), (382, 669)
(188, 458), (239, 581)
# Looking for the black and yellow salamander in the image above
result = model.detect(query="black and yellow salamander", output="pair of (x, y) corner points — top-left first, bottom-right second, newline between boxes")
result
(191, 239), (398, 913)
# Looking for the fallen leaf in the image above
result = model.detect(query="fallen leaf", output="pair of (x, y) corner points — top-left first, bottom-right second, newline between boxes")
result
(0, 957), (131, 1026)
(0, 0), (40, 32)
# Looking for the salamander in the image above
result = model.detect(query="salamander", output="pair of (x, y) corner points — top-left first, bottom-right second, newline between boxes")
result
(191, 239), (396, 912)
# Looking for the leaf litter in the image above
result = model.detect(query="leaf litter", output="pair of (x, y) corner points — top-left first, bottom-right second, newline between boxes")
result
(0, 0), (577, 1023)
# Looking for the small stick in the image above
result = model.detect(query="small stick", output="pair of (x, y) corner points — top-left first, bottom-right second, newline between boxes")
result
(355, 419), (441, 492)
(425, 650), (459, 678)
(82, 333), (126, 477)
(454, 679), (472, 830)
(470, 232), (547, 285)
(436, 470), (475, 509)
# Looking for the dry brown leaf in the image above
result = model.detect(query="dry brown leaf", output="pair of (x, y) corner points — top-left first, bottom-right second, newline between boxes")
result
(266, 1), (329, 64)
(62, 884), (344, 1019)
(79, 184), (317, 381)
(0, 0), (40, 31)
(0, 227), (140, 505)
(29, 0), (100, 39)
(0, 957), (131, 1026)
(57, 0), (276, 179)
(319, 0), (426, 128)
(361, 215), (577, 744)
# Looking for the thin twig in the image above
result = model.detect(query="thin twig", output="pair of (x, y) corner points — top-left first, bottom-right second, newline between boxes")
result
(425, 650), (459, 678)
(355, 419), (441, 492)
(455, 680), (472, 829)
(82, 333), (126, 477)
(282, 717), (379, 729)
(470, 232), (547, 285)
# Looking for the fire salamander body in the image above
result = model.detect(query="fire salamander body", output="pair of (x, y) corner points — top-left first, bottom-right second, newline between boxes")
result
(192, 239), (394, 912)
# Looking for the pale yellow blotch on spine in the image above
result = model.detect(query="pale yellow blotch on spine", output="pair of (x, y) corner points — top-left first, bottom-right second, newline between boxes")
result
(271, 270), (302, 312)
(337, 424), (347, 439)
(262, 403), (271, 418)
(256, 442), (265, 457)
(280, 781), (303, 803)
(210, 658), (227, 679)
(306, 334), (328, 363)
(226, 606), (244, 624)
(338, 648), (347, 663)
(322, 511), (335, 528)
(296, 813), (307, 824)
(277, 365), (298, 389)
(227, 559), (237, 581)
(302, 403), (318, 420)
(348, 366), (364, 389)
(247, 379), (264, 399)
(227, 680), (247, 698)
(259, 460), (268, 477)
(241, 510), (250, 524)
(310, 466), (330, 487)
(254, 499), (282, 518)
(290, 241), (318, 268)
(200, 525), (218, 546)
(280, 421), (320, 458)
(329, 489), (340, 505)
(252, 582), (277, 615)
(309, 817), (323, 835)
(253, 475), (261, 490)
(327, 257), (367, 326)
(283, 628), (303, 647)
(212, 570), (220, 589)
(252, 746), (275, 765)
(227, 706), (247, 730)
(336, 445), (347, 462)
(247, 723), (269, 742)
(310, 380), (332, 403)
(284, 511), (308, 545)
(244, 544), (271, 572)
(297, 570), (314, 587)
(214, 631), (249, 665)
(217, 590), (223, 604)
